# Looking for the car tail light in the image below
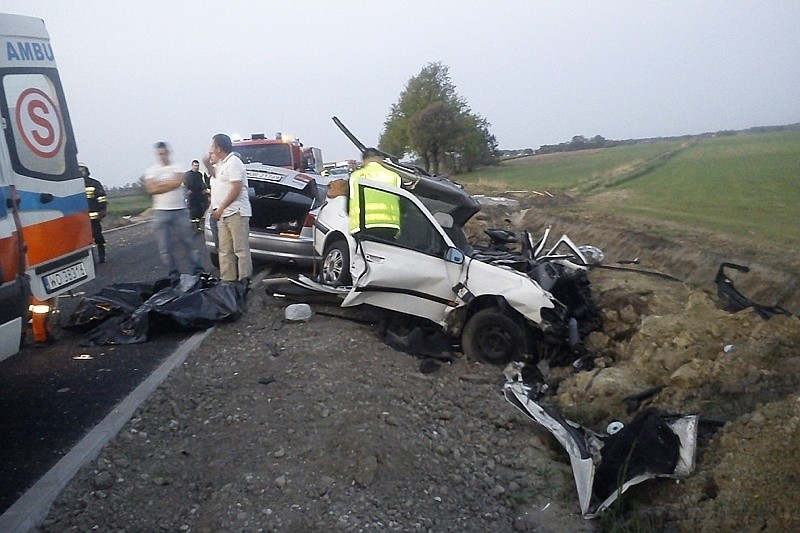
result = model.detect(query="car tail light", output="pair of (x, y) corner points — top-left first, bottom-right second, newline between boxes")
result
(303, 212), (316, 228)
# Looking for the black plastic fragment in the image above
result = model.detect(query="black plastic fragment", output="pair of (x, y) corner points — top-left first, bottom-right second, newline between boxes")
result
(714, 262), (793, 320)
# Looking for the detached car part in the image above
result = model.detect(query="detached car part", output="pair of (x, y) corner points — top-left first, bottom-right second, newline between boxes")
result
(503, 363), (698, 518)
(714, 262), (793, 320)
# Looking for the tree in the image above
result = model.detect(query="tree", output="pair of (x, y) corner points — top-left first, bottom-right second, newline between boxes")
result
(591, 135), (607, 148)
(570, 135), (587, 150)
(408, 102), (462, 174)
(379, 62), (496, 174)
(453, 113), (498, 173)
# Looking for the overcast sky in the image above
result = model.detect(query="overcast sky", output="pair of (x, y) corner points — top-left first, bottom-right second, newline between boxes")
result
(4, 1), (799, 187)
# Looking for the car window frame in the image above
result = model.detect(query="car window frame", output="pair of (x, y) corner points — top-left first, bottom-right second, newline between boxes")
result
(355, 179), (454, 259)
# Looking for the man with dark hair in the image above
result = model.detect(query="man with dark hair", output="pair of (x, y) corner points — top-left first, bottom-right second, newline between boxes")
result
(80, 163), (108, 263)
(203, 133), (252, 282)
(145, 141), (204, 279)
(185, 159), (209, 230)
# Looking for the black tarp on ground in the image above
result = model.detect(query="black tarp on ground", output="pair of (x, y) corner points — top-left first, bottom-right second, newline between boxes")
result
(62, 274), (247, 346)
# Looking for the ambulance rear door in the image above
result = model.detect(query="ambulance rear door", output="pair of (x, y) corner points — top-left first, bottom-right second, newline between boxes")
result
(0, 13), (95, 300)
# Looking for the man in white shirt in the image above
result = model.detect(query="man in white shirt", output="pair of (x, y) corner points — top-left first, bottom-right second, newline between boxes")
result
(203, 134), (252, 282)
(145, 142), (205, 279)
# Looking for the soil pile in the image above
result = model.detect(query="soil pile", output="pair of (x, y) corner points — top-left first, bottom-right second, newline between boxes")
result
(37, 195), (800, 532)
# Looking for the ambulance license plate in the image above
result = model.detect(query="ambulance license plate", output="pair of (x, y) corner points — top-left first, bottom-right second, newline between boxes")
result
(43, 262), (88, 292)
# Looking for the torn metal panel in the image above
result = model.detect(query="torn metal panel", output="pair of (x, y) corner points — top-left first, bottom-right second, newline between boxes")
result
(454, 259), (557, 325)
(503, 363), (698, 518)
(289, 275), (352, 296)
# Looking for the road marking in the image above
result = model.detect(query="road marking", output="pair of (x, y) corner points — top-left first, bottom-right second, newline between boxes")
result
(0, 328), (214, 533)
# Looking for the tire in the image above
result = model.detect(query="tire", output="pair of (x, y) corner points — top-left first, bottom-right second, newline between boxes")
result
(321, 240), (351, 286)
(462, 308), (527, 365)
(210, 252), (219, 268)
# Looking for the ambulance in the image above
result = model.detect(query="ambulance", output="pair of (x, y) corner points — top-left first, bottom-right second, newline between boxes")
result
(0, 13), (95, 360)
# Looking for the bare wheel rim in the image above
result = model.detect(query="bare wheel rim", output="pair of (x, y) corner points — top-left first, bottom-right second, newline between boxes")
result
(323, 248), (345, 283)
(476, 324), (514, 361)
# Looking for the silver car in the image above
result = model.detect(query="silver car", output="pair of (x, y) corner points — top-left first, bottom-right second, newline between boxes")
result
(327, 166), (351, 179)
(205, 164), (332, 267)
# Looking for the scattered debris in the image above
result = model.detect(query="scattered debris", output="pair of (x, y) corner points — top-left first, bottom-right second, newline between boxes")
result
(622, 384), (666, 414)
(503, 362), (698, 518)
(37, 189), (800, 532)
(715, 262), (794, 320)
(473, 195), (521, 208)
(284, 303), (313, 323)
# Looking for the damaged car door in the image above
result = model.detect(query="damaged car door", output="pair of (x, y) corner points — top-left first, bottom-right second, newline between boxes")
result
(342, 180), (463, 325)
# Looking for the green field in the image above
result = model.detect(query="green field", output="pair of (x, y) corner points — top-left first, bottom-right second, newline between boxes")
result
(106, 193), (151, 217)
(462, 131), (800, 247)
(610, 132), (800, 243)
(461, 139), (688, 192)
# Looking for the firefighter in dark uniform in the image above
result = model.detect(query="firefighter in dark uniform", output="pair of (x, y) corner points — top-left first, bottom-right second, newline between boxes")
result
(185, 159), (210, 230)
(80, 163), (108, 263)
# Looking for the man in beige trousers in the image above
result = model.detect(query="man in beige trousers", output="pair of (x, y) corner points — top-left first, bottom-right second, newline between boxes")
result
(203, 133), (252, 282)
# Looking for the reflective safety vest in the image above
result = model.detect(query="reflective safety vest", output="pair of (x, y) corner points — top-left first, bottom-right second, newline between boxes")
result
(84, 177), (107, 221)
(348, 161), (401, 234)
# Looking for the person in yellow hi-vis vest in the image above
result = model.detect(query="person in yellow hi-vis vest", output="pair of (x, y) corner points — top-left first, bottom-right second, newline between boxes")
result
(348, 148), (401, 238)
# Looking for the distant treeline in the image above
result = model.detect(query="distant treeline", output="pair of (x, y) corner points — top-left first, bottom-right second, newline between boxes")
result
(499, 122), (800, 159)
(107, 174), (157, 196)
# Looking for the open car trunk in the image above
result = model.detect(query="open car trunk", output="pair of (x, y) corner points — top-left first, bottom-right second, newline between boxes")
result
(247, 177), (321, 236)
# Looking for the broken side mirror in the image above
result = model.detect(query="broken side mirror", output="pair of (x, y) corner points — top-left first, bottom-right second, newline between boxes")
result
(444, 247), (464, 264)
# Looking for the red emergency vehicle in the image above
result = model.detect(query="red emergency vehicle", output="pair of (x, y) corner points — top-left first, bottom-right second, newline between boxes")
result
(233, 133), (323, 173)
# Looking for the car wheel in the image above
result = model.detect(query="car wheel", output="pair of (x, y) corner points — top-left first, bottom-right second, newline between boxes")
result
(462, 308), (527, 365)
(210, 252), (219, 268)
(321, 240), (351, 286)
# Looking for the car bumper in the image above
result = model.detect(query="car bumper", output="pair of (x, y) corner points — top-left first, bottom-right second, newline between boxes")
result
(204, 229), (317, 266)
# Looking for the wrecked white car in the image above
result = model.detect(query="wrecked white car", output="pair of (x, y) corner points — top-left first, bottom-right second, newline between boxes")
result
(300, 130), (600, 366)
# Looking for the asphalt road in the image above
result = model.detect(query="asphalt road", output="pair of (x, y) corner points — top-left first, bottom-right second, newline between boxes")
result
(0, 219), (217, 513)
